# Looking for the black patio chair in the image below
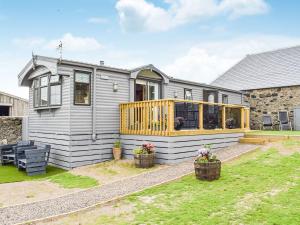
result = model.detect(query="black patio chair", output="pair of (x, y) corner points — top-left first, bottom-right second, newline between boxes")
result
(261, 115), (273, 130)
(18, 145), (51, 176)
(278, 111), (292, 130)
(226, 118), (236, 129)
(0, 140), (34, 165)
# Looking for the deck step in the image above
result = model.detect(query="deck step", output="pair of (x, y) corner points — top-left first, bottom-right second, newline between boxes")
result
(244, 134), (289, 142)
(239, 137), (266, 145)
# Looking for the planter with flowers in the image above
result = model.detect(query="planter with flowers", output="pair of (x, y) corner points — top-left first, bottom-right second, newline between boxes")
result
(194, 145), (221, 181)
(113, 140), (122, 160)
(133, 143), (155, 168)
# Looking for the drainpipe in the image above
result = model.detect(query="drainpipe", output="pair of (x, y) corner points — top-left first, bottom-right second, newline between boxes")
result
(92, 67), (97, 141)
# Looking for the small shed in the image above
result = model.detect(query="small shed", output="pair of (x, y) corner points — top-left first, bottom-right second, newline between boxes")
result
(0, 91), (28, 117)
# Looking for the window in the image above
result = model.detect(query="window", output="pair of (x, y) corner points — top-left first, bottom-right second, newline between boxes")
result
(50, 75), (61, 106)
(33, 74), (62, 108)
(222, 94), (228, 104)
(33, 79), (39, 107)
(39, 76), (48, 106)
(184, 89), (193, 100)
(74, 72), (91, 105)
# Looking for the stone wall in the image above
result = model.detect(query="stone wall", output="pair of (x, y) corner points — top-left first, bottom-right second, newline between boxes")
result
(0, 117), (22, 144)
(244, 86), (300, 130)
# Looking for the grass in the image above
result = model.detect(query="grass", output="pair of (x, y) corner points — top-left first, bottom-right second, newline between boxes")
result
(0, 165), (65, 184)
(56, 142), (300, 225)
(249, 130), (300, 136)
(48, 173), (98, 189)
(0, 165), (98, 189)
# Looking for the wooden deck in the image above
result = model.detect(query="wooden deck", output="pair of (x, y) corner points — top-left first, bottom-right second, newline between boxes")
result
(120, 99), (250, 136)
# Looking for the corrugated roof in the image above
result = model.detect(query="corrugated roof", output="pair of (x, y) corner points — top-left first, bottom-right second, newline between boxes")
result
(211, 45), (300, 90)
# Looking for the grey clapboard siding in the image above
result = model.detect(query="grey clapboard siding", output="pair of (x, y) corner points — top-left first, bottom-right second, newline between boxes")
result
(121, 133), (244, 164)
(167, 82), (203, 100)
(96, 70), (130, 134)
(218, 90), (242, 104)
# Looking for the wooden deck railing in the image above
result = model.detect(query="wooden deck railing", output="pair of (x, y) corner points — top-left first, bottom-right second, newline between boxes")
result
(120, 99), (250, 136)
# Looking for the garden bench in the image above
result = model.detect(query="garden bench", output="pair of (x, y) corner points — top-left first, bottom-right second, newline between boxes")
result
(0, 140), (34, 165)
(18, 145), (51, 176)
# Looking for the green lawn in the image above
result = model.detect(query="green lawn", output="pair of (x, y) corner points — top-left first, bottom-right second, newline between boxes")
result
(125, 148), (300, 225)
(58, 143), (300, 225)
(248, 130), (300, 136)
(0, 165), (98, 189)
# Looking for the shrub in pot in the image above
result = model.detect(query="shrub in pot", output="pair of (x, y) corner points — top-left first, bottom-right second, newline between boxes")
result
(133, 143), (155, 168)
(194, 145), (221, 181)
(113, 140), (122, 160)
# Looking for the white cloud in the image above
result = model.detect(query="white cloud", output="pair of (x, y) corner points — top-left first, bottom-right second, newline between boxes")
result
(87, 17), (108, 24)
(219, 0), (269, 19)
(116, 0), (269, 32)
(45, 33), (103, 52)
(116, 0), (173, 32)
(163, 35), (300, 84)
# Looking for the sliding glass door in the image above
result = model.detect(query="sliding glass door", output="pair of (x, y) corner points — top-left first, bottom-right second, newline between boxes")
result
(135, 79), (160, 101)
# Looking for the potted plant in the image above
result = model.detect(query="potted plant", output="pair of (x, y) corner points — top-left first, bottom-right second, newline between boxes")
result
(133, 143), (155, 168)
(113, 140), (122, 160)
(194, 144), (221, 181)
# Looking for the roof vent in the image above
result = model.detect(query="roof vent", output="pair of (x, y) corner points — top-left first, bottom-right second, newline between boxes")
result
(100, 60), (104, 66)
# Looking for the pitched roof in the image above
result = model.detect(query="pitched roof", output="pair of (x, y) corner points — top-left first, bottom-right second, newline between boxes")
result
(211, 45), (300, 91)
(0, 90), (28, 102)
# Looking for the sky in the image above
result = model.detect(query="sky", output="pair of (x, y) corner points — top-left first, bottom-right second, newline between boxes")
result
(0, 0), (300, 99)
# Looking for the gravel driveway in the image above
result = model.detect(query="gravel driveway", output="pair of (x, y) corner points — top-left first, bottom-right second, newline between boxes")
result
(0, 144), (258, 225)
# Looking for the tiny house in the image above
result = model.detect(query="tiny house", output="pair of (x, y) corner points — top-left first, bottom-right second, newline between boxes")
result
(18, 55), (249, 169)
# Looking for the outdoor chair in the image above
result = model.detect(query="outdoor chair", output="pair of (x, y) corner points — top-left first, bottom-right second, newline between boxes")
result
(278, 111), (292, 130)
(226, 118), (236, 129)
(18, 145), (51, 176)
(14, 145), (38, 166)
(261, 115), (273, 130)
(0, 140), (34, 165)
(0, 144), (17, 165)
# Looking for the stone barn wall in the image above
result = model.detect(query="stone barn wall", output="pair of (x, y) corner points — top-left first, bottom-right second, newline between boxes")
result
(0, 117), (22, 144)
(243, 86), (300, 130)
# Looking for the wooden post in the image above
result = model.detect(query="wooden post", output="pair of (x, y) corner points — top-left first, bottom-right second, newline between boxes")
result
(222, 105), (226, 129)
(241, 108), (245, 129)
(245, 108), (250, 129)
(168, 100), (175, 135)
(198, 103), (203, 130)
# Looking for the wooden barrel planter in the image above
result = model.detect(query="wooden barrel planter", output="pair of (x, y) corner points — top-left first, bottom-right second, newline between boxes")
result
(194, 160), (221, 181)
(134, 153), (155, 168)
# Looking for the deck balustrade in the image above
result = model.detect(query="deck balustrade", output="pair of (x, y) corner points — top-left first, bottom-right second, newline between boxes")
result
(120, 99), (250, 136)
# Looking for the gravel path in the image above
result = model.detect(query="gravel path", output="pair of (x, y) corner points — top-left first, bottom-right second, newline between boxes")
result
(0, 144), (258, 225)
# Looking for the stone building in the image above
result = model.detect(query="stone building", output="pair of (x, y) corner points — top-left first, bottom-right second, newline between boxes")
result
(211, 46), (300, 130)
(0, 91), (28, 116)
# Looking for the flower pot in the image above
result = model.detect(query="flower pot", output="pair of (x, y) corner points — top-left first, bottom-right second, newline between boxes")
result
(134, 153), (155, 168)
(113, 147), (122, 160)
(194, 160), (221, 181)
